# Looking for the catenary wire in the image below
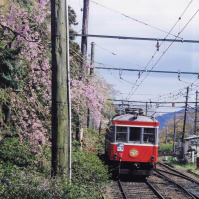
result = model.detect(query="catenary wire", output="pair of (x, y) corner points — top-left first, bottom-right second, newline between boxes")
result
(126, 6), (199, 100)
(125, 0), (195, 100)
(91, 0), (183, 39)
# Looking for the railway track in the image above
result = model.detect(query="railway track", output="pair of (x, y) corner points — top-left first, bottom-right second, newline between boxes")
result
(157, 162), (199, 184)
(153, 162), (199, 199)
(105, 162), (199, 199)
(187, 169), (199, 179)
(117, 177), (163, 199)
(117, 176), (197, 199)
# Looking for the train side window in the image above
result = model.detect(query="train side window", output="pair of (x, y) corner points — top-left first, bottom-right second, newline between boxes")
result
(116, 127), (127, 142)
(129, 127), (141, 143)
(143, 128), (155, 144)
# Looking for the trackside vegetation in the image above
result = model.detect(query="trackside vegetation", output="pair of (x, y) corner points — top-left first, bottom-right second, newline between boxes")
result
(0, 1), (112, 198)
(158, 144), (173, 154)
(0, 133), (109, 198)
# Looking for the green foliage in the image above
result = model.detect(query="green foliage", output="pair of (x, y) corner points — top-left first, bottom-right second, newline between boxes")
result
(0, 47), (21, 89)
(0, 150), (109, 199)
(0, 3), (110, 198)
(0, 137), (33, 167)
(0, 137), (51, 174)
(158, 144), (173, 154)
(0, 137), (109, 198)
(167, 157), (199, 174)
(72, 150), (109, 184)
(159, 109), (197, 145)
(83, 128), (104, 152)
(69, 6), (78, 26)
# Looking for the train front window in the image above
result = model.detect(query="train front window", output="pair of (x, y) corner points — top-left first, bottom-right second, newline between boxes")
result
(116, 127), (127, 142)
(129, 127), (141, 143)
(117, 127), (127, 132)
(143, 128), (155, 144)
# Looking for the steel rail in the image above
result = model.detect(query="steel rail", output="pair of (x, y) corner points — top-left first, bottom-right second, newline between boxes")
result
(118, 179), (128, 199)
(154, 170), (199, 199)
(158, 162), (199, 184)
(72, 33), (199, 44)
(187, 169), (199, 178)
(156, 168), (199, 185)
(145, 180), (165, 199)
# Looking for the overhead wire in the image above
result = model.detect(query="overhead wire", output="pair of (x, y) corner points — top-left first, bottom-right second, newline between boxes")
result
(95, 43), (117, 55)
(149, 87), (198, 113)
(147, 87), (185, 101)
(125, 0), (194, 99)
(73, 0), (197, 94)
(70, 1), (198, 113)
(148, 79), (199, 103)
(126, 6), (194, 100)
(70, 44), (199, 109)
(178, 77), (199, 86)
(70, 46), (125, 83)
(88, 44), (141, 84)
(126, 1), (198, 100)
(91, 0), (183, 39)
(147, 90), (185, 109)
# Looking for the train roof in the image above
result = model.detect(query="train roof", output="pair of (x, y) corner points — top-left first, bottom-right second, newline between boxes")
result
(113, 114), (157, 122)
(112, 114), (159, 127)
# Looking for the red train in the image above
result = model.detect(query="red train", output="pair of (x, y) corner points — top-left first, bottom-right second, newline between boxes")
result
(105, 108), (159, 176)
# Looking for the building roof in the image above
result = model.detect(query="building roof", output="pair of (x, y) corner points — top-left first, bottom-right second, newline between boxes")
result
(184, 135), (199, 140)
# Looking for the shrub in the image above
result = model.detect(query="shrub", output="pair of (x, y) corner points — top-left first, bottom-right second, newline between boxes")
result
(0, 138), (109, 199)
(72, 150), (109, 184)
(0, 137), (51, 174)
(0, 137), (33, 167)
(158, 144), (173, 154)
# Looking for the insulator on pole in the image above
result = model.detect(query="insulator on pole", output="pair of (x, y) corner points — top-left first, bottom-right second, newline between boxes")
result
(119, 69), (122, 79)
(156, 40), (160, 51)
(138, 71), (141, 78)
(178, 70), (181, 80)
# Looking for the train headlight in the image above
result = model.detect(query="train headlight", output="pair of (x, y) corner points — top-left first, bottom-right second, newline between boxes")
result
(151, 156), (154, 161)
(114, 153), (118, 159)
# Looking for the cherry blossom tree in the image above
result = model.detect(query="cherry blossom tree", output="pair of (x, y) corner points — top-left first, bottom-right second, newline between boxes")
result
(0, 0), (51, 154)
(0, 0), (113, 156)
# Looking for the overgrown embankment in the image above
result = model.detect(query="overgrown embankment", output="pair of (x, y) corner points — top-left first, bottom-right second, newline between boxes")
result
(0, 134), (109, 199)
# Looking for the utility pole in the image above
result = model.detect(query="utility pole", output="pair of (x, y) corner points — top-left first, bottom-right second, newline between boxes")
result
(181, 87), (189, 159)
(166, 126), (168, 145)
(90, 42), (95, 77)
(194, 91), (198, 135)
(182, 87), (189, 143)
(81, 0), (90, 81)
(146, 102), (148, 116)
(87, 42), (95, 128)
(78, 0), (90, 147)
(195, 91), (198, 161)
(51, 0), (70, 177)
(173, 112), (176, 153)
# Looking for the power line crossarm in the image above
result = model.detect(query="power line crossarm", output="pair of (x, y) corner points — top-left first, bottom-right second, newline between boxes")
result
(109, 99), (196, 104)
(72, 33), (199, 44)
(95, 67), (199, 75)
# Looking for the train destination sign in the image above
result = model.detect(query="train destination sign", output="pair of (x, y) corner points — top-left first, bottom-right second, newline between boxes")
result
(117, 143), (124, 151)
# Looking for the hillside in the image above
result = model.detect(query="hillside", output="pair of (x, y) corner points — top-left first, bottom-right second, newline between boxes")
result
(156, 110), (185, 130)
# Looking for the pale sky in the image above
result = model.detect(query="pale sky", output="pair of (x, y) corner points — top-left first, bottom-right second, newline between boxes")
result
(68, 0), (199, 116)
